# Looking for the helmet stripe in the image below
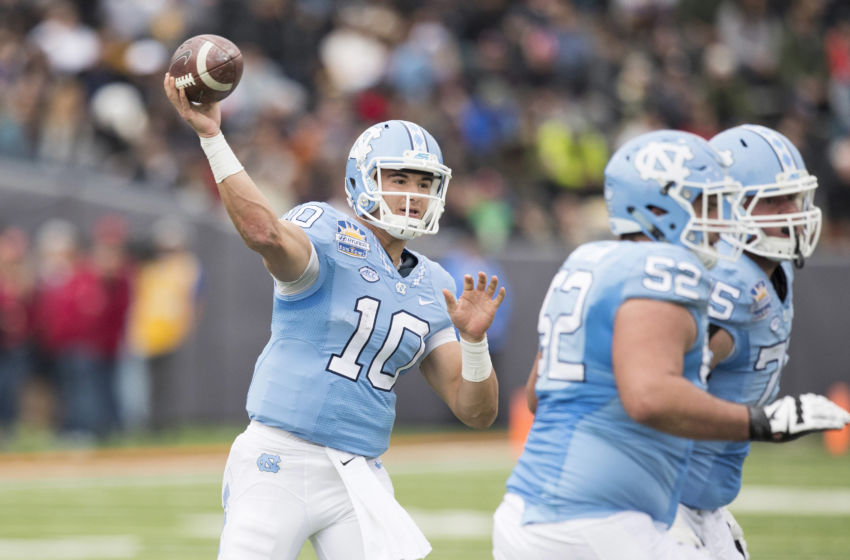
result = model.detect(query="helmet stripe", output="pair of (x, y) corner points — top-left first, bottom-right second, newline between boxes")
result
(400, 121), (428, 152)
(742, 125), (798, 173)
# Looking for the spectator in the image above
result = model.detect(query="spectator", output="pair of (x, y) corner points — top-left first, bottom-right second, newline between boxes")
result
(86, 214), (133, 436)
(0, 226), (34, 444)
(1, 0), (850, 253)
(124, 217), (203, 431)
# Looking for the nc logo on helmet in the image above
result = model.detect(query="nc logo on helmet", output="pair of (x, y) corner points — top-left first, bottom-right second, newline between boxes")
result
(634, 142), (693, 185)
(349, 125), (383, 166)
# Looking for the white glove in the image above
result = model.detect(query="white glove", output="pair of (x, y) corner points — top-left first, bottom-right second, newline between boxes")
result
(748, 393), (850, 442)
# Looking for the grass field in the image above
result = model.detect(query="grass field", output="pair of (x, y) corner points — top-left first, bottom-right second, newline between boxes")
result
(0, 427), (848, 560)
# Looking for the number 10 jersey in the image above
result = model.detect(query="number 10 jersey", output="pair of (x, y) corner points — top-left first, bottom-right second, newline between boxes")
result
(246, 202), (457, 457)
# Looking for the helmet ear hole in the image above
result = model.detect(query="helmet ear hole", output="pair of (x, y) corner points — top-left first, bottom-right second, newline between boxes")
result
(646, 205), (667, 217)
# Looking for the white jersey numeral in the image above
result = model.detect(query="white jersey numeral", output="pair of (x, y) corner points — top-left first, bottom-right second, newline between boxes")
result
(367, 311), (429, 390)
(286, 204), (324, 227)
(754, 340), (788, 405)
(538, 269), (593, 382)
(327, 297), (379, 380)
(642, 255), (702, 300)
(327, 296), (430, 391)
(709, 281), (741, 321)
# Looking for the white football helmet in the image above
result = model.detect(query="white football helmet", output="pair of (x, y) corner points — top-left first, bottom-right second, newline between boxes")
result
(710, 124), (822, 264)
(345, 120), (451, 240)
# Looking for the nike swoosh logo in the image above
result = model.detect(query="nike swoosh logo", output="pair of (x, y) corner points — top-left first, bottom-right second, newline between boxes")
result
(341, 457), (356, 466)
(173, 49), (192, 66)
(418, 296), (435, 305)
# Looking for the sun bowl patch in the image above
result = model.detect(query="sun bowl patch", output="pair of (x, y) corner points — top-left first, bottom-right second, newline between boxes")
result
(336, 220), (370, 259)
(750, 280), (772, 320)
(359, 266), (379, 283)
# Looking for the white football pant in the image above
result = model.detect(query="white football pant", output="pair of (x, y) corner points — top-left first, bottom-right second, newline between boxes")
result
(492, 493), (713, 560)
(671, 504), (749, 560)
(217, 421), (390, 560)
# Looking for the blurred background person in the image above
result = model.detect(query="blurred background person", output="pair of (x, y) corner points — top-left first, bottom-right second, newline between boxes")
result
(124, 217), (203, 432)
(85, 214), (133, 437)
(0, 226), (34, 446)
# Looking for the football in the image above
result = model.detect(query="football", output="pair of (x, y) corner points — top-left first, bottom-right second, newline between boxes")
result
(168, 34), (243, 103)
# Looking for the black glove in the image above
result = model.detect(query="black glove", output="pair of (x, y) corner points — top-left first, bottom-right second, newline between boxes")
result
(748, 393), (850, 442)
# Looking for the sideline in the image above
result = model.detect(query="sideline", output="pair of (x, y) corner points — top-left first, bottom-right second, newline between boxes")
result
(0, 432), (512, 480)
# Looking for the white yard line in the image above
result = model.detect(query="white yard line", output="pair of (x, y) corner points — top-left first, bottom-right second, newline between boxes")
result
(2, 484), (848, 559)
(181, 483), (850, 543)
(730, 485), (850, 515)
(0, 536), (140, 560)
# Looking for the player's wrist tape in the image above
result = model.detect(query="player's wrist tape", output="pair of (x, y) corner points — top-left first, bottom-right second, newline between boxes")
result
(747, 405), (772, 441)
(460, 335), (492, 383)
(200, 132), (243, 183)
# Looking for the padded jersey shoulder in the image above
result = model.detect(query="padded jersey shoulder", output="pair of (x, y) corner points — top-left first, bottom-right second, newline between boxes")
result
(565, 240), (710, 308)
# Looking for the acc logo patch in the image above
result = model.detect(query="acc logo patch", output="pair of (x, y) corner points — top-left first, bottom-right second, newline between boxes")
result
(750, 280), (772, 320)
(359, 266), (379, 283)
(336, 220), (370, 259)
(257, 453), (281, 473)
(770, 316), (781, 332)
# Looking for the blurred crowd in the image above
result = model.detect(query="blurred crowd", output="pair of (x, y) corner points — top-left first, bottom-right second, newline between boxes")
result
(0, 217), (203, 445)
(1, 0), (850, 254)
(3, 0), (850, 442)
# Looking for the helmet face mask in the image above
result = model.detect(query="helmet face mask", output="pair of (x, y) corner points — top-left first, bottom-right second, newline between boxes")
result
(710, 124), (822, 263)
(737, 172), (822, 261)
(604, 130), (748, 268)
(346, 121), (451, 240)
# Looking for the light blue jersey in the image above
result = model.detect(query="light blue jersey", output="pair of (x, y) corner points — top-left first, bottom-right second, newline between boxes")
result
(506, 240), (711, 527)
(246, 202), (457, 457)
(680, 242), (794, 509)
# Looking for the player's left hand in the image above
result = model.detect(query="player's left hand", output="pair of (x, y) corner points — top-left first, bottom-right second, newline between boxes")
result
(443, 271), (506, 342)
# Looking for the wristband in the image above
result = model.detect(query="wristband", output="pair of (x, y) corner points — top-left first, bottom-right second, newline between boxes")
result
(200, 132), (244, 183)
(747, 405), (771, 441)
(460, 335), (492, 383)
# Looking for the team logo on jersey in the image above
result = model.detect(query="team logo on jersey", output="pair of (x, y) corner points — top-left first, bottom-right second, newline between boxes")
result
(257, 453), (281, 473)
(359, 266), (379, 283)
(336, 220), (370, 259)
(750, 280), (772, 320)
(396, 282), (407, 294)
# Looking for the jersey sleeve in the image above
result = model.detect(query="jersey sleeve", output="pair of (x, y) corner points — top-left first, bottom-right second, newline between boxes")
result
(272, 202), (338, 301)
(419, 260), (459, 360)
(430, 261), (458, 301)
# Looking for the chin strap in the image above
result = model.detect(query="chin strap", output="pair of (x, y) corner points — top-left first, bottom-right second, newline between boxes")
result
(793, 235), (805, 269)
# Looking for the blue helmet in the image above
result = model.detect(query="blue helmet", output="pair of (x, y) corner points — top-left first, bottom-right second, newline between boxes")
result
(345, 120), (452, 240)
(604, 129), (747, 268)
(709, 124), (822, 263)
